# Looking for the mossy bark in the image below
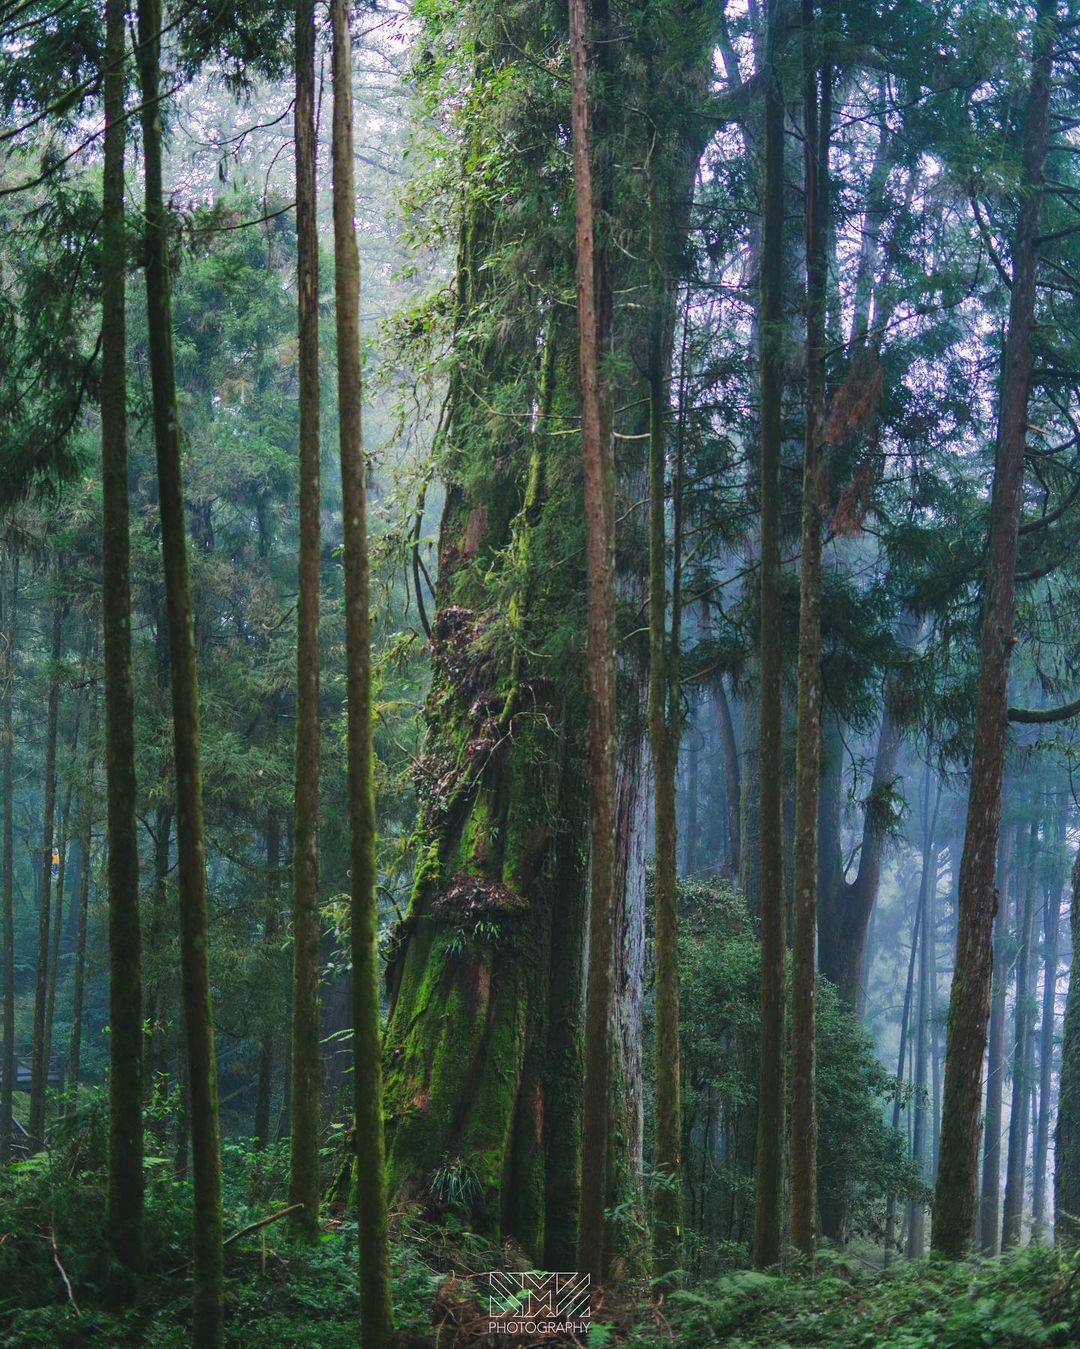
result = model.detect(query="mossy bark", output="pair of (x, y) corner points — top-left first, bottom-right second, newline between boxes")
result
(288, 0), (323, 1242)
(0, 549), (15, 1163)
(137, 0), (223, 1329)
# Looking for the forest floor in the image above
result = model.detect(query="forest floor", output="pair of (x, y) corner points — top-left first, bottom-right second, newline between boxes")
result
(0, 1105), (1077, 1346)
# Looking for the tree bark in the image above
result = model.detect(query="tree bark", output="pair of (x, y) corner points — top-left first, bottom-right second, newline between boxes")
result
(979, 823), (1014, 1253)
(329, 1), (395, 1337)
(29, 593), (62, 1147)
(569, 0), (619, 1284)
(288, 0), (323, 1242)
(932, 0), (1056, 1258)
(137, 0), (223, 1329)
(1003, 818), (1039, 1248)
(254, 812), (280, 1151)
(791, 0), (831, 1261)
(66, 745), (95, 1113)
(753, 0), (787, 1271)
(907, 776), (941, 1257)
(1056, 852), (1080, 1244)
(1032, 799), (1066, 1235)
(716, 678), (741, 877)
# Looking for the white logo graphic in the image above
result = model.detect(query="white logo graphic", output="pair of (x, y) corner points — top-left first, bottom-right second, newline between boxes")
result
(487, 1270), (591, 1336)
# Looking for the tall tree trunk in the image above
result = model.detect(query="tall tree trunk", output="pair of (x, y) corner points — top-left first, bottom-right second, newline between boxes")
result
(753, 0), (787, 1271)
(569, 0), (618, 1283)
(0, 549), (15, 1163)
(329, 1), (394, 1337)
(980, 823), (1014, 1252)
(29, 594), (62, 1147)
(929, 838), (944, 1183)
(1003, 819), (1039, 1248)
(288, 0), (323, 1242)
(1032, 800), (1066, 1236)
(137, 0), (223, 1329)
(932, 0), (1056, 1258)
(43, 756), (77, 1086)
(791, 0), (830, 1261)
(254, 813), (280, 1151)
(648, 164), (683, 1280)
(1056, 853), (1080, 1244)
(100, 0), (144, 1264)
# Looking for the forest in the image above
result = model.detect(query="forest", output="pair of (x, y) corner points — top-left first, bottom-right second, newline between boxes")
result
(4, 0), (1080, 1344)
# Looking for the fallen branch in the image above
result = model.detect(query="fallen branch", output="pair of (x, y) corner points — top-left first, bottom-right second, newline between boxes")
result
(164, 1203), (304, 1277)
(48, 1224), (80, 1317)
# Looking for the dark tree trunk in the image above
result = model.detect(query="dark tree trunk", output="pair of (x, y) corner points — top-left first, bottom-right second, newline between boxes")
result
(29, 595), (62, 1147)
(66, 753), (94, 1112)
(254, 812), (281, 1151)
(933, 0), (1056, 1258)
(329, 2), (395, 1337)
(716, 678), (741, 877)
(791, 0), (831, 1260)
(752, 0), (787, 1272)
(288, 0), (323, 1242)
(907, 777), (941, 1256)
(980, 824), (1014, 1253)
(137, 0), (223, 1328)
(1003, 819), (1039, 1248)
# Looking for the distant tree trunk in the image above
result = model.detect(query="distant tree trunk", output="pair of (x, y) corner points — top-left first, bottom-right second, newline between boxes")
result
(716, 678), (741, 877)
(66, 771), (94, 1112)
(753, 0), (787, 1271)
(254, 812), (280, 1151)
(329, 1), (394, 1338)
(1056, 854), (1080, 1244)
(43, 760), (77, 1086)
(100, 0), (144, 1268)
(137, 0), (222, 1329)
(683, 713), (699, 876)
(907, 778), (941, 1256)
(980, 825), (1014, 1253)
(0, 549), (15, 1163)
(145, 802), (173, 1112)
(1032, 801), (1066, 1236)
(288, 0), (323, 1242)
(932, 0), (1056, 1258)
(29, 595), (62, 1147)
(1003, 819), (1039, 1249)
(648, 165), (683, 1279)
(569, 0), (618, 1283)
(791, 0), (830, 1261)
(884, 859), (925, 1264)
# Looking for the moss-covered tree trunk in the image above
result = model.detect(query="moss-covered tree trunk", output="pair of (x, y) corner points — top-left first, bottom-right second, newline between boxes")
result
(288, 0), (323, 1242)
(137, 0), (223, 1330)
(753, 0), (787, 1272)
(29, 593), (61, 1148)
(933, 0), (1056, 1258)
(328, 0), (395, 1337)
(1055, 853), (1080, 1244)
(979, 823), (1014, 1253)
(0, 548), (15, 1163)
(66, 754), (94, 1113)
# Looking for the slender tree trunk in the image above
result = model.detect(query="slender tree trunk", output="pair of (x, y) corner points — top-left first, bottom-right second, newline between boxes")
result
(254, 812), (280, 1150)
(1003, 819), (1039, 1248)
(933, 0), (1056, 1258)
(0, 550), (15, 1162)
(929, 840), (943, 1183)
(648, 165), (683, 1280)
(980, 824), (1014, 1251)
(791, 0), (830, 1261)
(288, 0), (323, 1242)
(66, 764), (94, 1112)
(29, 595), (62, 1147)
(753, 0), (787, 1271)
(884, 866), (925, 1264)
(100, 0), (146, 1260)
(43, 759), (76, 1087)
(137, 0), (222, 1329)
(569, 0), (619, 1284)
(1056, 853), (1080, 1244)
(1032, 801), (1066, 1236)
(716, 678), (741, 876)
(329, 1), (394, 1337)
(907, 778), (941, 1256)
